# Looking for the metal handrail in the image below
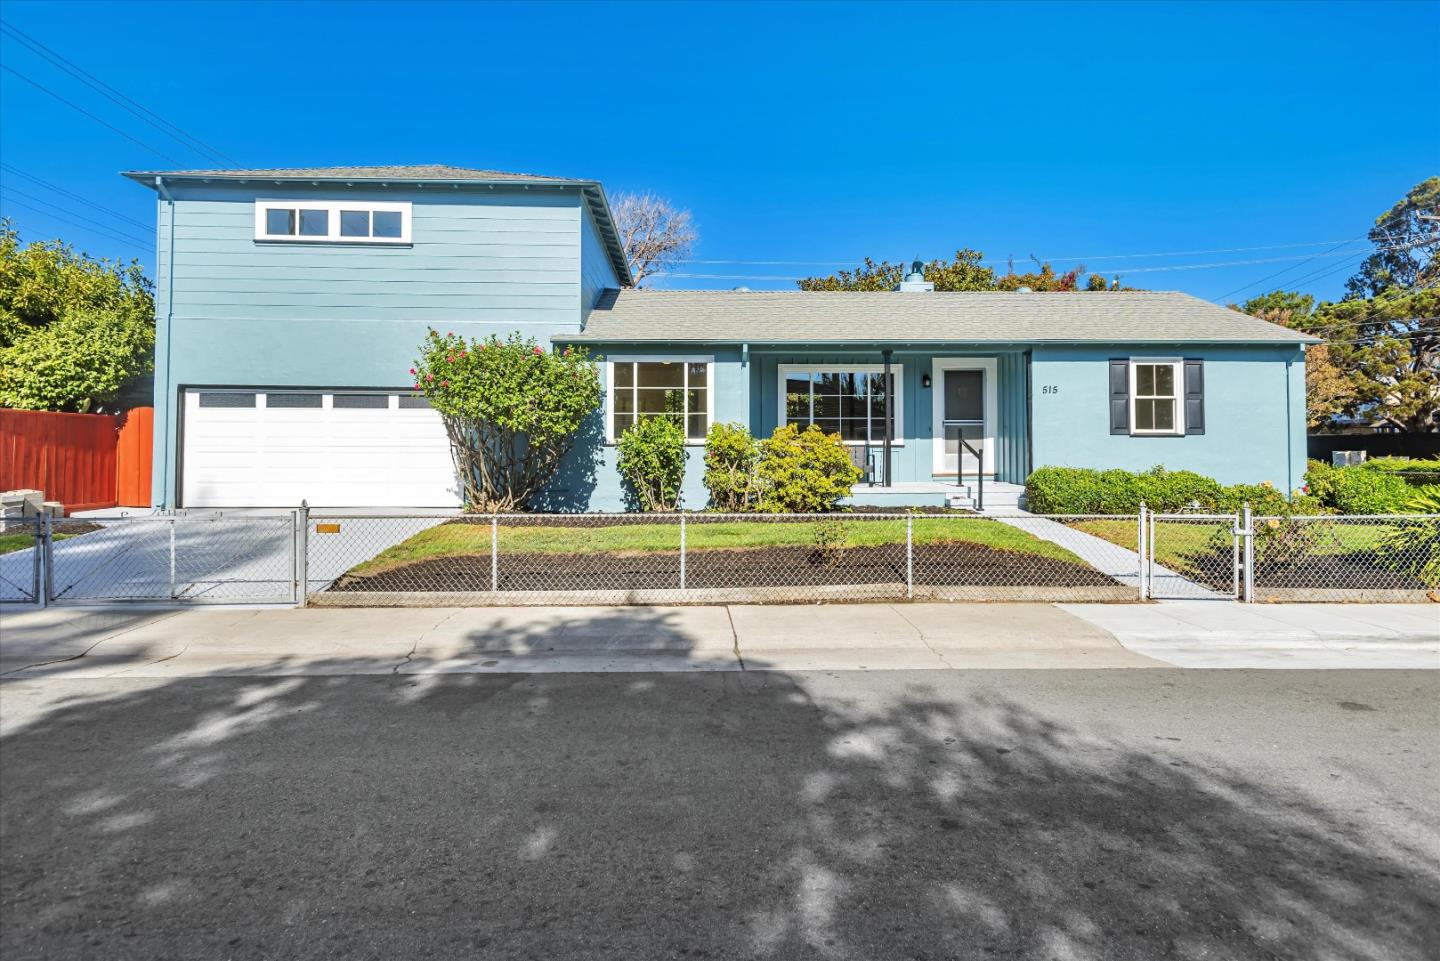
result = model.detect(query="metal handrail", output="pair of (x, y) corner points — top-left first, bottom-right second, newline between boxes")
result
(958, 438), (983, 512)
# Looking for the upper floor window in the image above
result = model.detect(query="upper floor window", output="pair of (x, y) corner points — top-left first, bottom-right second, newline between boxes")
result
(254, 200), (411, 244)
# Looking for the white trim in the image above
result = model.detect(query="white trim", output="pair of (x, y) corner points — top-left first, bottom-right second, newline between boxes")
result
(776, 364), (905, 447)
(604, 355), (715, 445)
(253, 199), (412, 244)
(930, 357), (998, 476)
(1128, 356), (1185, 436)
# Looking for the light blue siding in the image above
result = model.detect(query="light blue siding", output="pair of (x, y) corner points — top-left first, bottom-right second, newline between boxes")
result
(1029, 343), (1308, 492)
(152, 180), (610, 506)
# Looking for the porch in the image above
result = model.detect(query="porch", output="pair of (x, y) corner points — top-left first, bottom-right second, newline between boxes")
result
(845, 480), (1028, 512)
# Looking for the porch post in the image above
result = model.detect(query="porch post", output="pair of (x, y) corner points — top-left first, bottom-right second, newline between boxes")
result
(882, 349), (893, 487)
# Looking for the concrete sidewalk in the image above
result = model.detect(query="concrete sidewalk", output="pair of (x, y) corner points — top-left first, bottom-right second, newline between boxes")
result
(2, 601), (1434, 677)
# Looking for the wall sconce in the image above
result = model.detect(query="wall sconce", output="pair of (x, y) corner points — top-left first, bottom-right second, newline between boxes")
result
(920, 373), (932, 388)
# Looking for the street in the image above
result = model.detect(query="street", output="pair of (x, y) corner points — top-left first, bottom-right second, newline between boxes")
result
(2, 667), (1437, 960)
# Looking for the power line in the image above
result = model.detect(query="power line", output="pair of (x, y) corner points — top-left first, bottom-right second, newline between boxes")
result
(0, 163), (150, 230)
(0, 19), (237, 165)
(0, 195), (150, 249)
(1, 64), (186, 164)
(0, 186), (150, 245)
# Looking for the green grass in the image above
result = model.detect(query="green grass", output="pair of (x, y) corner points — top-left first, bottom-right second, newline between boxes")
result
(0, 531), (79, 554)
(347, 515), (1090, 576)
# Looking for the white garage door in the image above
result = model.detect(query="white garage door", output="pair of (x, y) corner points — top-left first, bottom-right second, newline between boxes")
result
(181, 389), (460, 507)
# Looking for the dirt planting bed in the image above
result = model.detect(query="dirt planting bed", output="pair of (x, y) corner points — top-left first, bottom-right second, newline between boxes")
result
(327, 542), (1120, 594)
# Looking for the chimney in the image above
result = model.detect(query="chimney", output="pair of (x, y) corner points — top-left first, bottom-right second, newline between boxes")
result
(895, 258), (933, 293)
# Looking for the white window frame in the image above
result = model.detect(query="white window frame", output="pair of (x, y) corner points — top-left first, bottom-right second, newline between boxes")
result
(605, 355), (715, 445)
(1129, 357), (1185, 436)
(777, 364), (905, 447)
(254, 200), (412, 244)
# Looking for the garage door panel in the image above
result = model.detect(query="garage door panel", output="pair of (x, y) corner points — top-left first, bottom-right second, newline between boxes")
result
(183, 390), (460, 507)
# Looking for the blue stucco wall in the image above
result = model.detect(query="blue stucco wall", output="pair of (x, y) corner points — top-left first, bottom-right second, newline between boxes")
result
(151, 180), (615, 506)
(1029, 343), (1308, 491)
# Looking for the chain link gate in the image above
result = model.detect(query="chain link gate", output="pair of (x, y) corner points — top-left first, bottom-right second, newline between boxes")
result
(1143, 508), (1244, 600)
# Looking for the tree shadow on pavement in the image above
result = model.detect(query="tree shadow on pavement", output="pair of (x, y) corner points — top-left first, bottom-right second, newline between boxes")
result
(1, 647), (1437, 960)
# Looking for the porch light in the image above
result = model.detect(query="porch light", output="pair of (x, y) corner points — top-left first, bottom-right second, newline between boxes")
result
(921, 373), (932, 389)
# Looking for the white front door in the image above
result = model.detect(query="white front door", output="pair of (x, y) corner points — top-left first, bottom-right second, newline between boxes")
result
(931, 359), (997, 477)
(181, 389), (459, 507)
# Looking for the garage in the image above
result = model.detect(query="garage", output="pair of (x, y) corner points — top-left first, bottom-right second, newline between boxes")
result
(180, 389), (459, 507)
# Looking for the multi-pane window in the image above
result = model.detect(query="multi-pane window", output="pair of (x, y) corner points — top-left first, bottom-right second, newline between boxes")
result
(255, 201), (411, 243)
(1131, 360), (1182, 434)
(610, 360), (710, 441)
(781, 366), (899, 444)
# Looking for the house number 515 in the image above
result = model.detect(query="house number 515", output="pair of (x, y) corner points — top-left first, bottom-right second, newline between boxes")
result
(1041, 385), (1060, 394)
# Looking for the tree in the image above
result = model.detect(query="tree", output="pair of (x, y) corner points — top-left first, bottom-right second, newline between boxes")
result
(1344, 177), (1439, 300)
(611, 193), (698, 286)
(0, 223), (155, 413)
(1312, 289), (1439, 432)
(412, 330), (602, 510)
(798, 250), (1131, 292)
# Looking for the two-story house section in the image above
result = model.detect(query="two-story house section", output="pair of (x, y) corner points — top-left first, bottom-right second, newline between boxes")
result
(124, 165), (630, 509)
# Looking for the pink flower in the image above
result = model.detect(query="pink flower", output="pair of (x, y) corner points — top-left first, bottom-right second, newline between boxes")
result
(533, 346), (543, 356)
(563, 348), (571, 357)
(426, 373), (434, 382)
(459, 350), (467, 359)
(447, 354), (454, 363)
(408, 367), (415, 375)
(447, 331), (454, 337)
(479, 344), (486, 352)
(441, 380), (449, 388)
(413, 383), (421, 390)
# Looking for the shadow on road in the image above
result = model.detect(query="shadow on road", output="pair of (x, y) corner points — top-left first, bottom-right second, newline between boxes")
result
(2, 628), (1437, 959)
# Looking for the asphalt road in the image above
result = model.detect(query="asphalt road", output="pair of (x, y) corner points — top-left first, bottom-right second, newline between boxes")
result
(2, 669), (1437, 960)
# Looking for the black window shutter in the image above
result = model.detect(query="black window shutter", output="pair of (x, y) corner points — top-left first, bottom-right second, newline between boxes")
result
(1109, 359), (1129, 434)
(1184, 358), (1205, 435)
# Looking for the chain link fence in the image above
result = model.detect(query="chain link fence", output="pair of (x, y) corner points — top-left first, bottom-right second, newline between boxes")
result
(308, 512), (1139, 606)
(4, 509), (1435, 607)
(1251, 514), (1440, 602)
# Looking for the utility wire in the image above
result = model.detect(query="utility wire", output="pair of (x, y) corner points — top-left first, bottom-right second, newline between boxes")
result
(0, 195), (149, 249)
(0, 163), (150, 230)
(0, 19), (237, 165)
(0, 186), (150, 245)
(1, 64), (186, 164)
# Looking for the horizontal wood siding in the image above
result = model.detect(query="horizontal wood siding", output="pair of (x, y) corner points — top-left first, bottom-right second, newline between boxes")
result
(580, 206), (620, 324)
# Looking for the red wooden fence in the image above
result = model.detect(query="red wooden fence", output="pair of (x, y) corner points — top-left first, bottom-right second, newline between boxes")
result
(0, 407), (153, 512)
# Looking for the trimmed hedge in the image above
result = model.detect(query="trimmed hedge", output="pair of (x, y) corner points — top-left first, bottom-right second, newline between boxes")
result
(1304, 459), (1419, 514)
(1025, 465), (1321, 515)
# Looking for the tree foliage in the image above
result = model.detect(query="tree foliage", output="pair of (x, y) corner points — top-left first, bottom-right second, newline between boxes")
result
(1312, 289), (1439, 432)
(0, 223), (155, 413)
(611, 193), (698, 286)
(412, 330), (602, 511)
(797, 250), (1128, 292)
(1344, 176), (1439, 300)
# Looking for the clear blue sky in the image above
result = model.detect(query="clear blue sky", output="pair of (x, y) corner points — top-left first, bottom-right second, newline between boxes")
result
(1, 0), (1435, 303)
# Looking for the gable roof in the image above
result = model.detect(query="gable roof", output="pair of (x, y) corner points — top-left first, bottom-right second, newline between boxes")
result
(560, 290), (1318, 345)
(122, 165), (632, 285)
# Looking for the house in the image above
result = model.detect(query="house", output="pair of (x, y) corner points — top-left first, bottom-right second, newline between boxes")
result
(126, 165), (1315, 512)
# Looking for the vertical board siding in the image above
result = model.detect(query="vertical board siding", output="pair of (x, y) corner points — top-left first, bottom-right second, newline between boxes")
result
(115, 407), (154, 507)
(0, 409), (120, 512)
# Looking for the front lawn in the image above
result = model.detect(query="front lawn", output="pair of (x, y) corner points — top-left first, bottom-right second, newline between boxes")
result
(0, 531), (84, 554)
(348, 514), (1091, 578)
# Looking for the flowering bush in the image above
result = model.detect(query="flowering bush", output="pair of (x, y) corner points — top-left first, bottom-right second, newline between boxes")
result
(412, 330), (600, 510)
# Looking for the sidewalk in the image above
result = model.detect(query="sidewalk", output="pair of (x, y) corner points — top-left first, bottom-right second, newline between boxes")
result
(2, 602), (1434, 677)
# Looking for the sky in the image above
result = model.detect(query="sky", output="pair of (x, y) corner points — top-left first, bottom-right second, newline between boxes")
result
(1, 0), (1436, 304)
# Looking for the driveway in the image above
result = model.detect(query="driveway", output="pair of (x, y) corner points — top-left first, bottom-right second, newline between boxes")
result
(2, 669), (1436, 960)
(1, 513), (443, 604)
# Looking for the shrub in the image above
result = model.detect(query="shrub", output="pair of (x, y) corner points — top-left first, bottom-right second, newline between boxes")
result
(616, 415), (687, 511)
(1026, 465), (1318, 516)
(1303, 459), (1341, 505)
(1359, 457), (1440, 486)
(1375, 485), (1440, 588)
(1134, 467), (1225, 512)
(0, 307), (154, 414)
(413, 330), (601, 511)
(1329, 468), (1413, 515)
(756, 424), (861, 513)
(703, 421), (761, 511)
(811, 518), (848, 565)
(1023, 466), (1102, 514)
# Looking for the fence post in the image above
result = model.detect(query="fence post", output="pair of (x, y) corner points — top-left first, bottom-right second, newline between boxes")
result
(679, 513), (687, 590)
(490, 515), (498, 592)
(34, 514), (46, 607)
(905, 513), (913, 599)
(168, 518), (178, 600)
(1241, 502), (1254, 603)
(1137, 502), (1148, 600)
(294, 503), (310, 607)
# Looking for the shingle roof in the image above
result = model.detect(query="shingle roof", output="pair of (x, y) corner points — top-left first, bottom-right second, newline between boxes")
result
(122, 165), (633, 286)
(560, 290), (1318, 345)
(120, 165), (585, 183)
